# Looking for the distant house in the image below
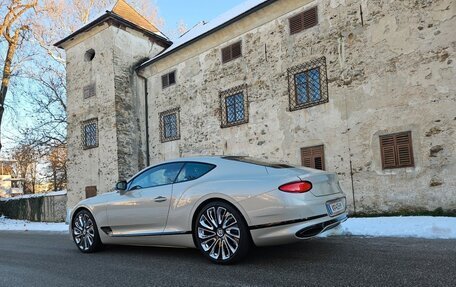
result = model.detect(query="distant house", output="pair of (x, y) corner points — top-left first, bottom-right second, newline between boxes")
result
(56, 0), (456, 214)
(0, 160), (24, 198)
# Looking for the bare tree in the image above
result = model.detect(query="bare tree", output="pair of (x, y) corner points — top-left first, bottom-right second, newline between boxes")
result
(24, 0), (163, 144)
(177, 19), (188, 37)
(45, 144), (67, 191)
(11, 143), (39, 193)
(4, 0), (165, 190)
(34, 0), (164, 64)
(0, 0), (38, 151)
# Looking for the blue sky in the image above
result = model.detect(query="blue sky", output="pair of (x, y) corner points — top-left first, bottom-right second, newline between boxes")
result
(156, 0), (246, 38)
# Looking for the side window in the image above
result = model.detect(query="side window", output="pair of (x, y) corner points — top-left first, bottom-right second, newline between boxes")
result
(128, 163), (184, 190)
(175, 163), (216, 183)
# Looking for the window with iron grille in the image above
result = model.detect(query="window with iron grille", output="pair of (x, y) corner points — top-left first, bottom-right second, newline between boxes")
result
(162, 71), (176, 89)
(301, 145), (325, 170)
(82, 118), (98, 149)
(288, 56), (328, 111)
(220, 84), (248, 128)
(160, 108), (180, 142)
(380, 131), (414, 169)
(221, 41), (242, 63)
(289, 6), (318, 35)
(83, 83), (96, 99)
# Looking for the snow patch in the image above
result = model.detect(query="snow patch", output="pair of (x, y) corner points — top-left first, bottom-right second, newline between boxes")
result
(0, 216), (455, 239)
(0, 216), (68, 232)
(322, 216), (456, 239)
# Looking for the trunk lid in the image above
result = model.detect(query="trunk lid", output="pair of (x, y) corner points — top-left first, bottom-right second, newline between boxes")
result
(298, 172), (341, 197)
(266, 166), (342, 197)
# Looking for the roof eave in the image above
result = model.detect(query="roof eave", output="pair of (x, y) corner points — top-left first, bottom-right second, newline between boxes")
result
(54, 11), (172, 49)
(136, 0), (278, 71)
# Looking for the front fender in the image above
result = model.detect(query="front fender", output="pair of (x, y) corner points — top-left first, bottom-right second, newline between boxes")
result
(69, 197), (109, 231)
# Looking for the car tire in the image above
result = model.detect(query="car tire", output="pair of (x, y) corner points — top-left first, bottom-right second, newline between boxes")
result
(71, 209), (103, 253)
(194, 201), (251, 264)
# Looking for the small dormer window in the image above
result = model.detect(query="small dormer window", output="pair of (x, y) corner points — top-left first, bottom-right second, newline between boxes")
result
(162, 71), (176, 89)
(289, 6), (318, 35)
(84, 49), (96, 62)
(221, 41), (242, 63)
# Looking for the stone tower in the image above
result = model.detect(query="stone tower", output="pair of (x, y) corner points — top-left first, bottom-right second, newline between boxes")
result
(56, 0), (171, 208)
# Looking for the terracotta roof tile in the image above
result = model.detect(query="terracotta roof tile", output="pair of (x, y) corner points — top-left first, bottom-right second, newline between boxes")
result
(111, 0), (159, 33)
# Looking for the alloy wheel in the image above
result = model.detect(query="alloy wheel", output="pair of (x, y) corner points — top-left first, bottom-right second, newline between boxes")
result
(73, 213), (95, 251)
(197, 206), (241, 260)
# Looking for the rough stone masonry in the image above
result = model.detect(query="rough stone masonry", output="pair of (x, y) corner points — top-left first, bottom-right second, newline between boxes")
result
(60, 0), (456, 214)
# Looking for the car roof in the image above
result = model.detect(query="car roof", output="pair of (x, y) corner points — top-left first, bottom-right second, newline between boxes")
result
(161, 156), (226, 165)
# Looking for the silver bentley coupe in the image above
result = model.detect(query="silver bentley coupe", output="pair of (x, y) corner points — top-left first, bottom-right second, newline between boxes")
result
(69, 156), (347, 264)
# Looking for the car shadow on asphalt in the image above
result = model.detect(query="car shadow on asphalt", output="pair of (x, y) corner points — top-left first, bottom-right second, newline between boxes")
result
(95, 237), (339, 266)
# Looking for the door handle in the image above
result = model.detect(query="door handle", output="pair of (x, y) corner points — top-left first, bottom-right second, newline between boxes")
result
(154, 196), (167, 202)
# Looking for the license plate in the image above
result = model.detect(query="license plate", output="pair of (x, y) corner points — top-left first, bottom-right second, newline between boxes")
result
(326, 198), (345, 216)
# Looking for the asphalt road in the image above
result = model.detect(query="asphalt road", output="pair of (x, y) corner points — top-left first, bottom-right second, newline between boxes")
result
(0, 232), (454, 287)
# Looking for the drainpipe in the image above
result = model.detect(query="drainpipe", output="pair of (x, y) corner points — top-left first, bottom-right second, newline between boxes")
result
(137, 73), (150, 167)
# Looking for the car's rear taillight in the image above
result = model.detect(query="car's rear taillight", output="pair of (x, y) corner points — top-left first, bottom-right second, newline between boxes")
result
(279, 181), (312, 193)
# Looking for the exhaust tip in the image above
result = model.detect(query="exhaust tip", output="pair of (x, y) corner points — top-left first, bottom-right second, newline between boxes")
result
(295, 215), (347, 238)
(296, 225), (324, 238)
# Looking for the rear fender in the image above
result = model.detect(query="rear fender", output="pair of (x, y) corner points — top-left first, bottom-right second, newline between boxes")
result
(188, 193), (252, 229)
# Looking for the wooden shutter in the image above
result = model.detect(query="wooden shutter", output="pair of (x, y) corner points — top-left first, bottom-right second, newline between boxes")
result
(303, 6), (318, 30)
(380, 132), (414, 169)
(289, 14), (304, 34)
(168, 71), (176, 85)
(221, 46), (231, 63)
(85, 186), (97, 199)
(380, 135), (396, 168)
(222, 41), (242, 63)
(83, 83), (96, 99)
(301, 145), (325, 170)
(162, 74), (169, 88)
(289, 6), (318, 35)
(231, 41), (242, 59)
(396, 132), (414, 167)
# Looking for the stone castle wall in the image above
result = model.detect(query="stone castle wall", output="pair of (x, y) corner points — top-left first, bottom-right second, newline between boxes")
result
(139, 0), (456, 213)
(65, 25), (164, 208)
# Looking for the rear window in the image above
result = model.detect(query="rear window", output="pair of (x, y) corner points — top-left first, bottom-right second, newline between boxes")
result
(222, 156), (294, 168)
(175, 162), (216, 183)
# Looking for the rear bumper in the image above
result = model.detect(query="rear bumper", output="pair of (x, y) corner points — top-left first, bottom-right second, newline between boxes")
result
(250, 212), (348, 246)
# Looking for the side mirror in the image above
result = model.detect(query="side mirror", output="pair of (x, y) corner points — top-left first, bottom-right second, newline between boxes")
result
(116, 180), (127, 193)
